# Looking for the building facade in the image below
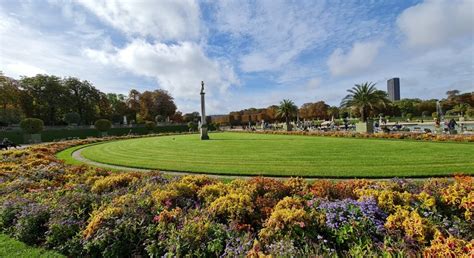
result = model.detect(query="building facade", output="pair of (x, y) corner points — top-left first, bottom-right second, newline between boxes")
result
(387, 78), (400, 101)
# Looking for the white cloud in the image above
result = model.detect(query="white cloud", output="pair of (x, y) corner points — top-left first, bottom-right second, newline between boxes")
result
(397, 0), (474, 48)
(306, 78), (321, 90)
(86, 40), (238, 99)
(77, 0), (202, 40)
(0, 10), (144, 93)
(327, 41), (383, 76)
(5, 63), (47, 78)
(215, 0), (328, 72)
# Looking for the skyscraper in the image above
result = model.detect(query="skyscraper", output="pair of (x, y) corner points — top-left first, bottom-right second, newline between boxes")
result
(387, 78), (400, 101)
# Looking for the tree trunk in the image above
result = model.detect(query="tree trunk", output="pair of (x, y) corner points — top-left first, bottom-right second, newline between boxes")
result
(360, 107), (366, 122)
(285, 115), (290, 131)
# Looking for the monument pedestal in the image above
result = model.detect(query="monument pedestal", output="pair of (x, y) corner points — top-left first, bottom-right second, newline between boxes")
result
(200, 81), (210, 140)
(200, 126), (209, 140)
(356, 121), (374, 133)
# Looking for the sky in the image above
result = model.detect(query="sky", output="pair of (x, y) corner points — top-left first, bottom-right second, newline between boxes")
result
(0, 0), (473, 114)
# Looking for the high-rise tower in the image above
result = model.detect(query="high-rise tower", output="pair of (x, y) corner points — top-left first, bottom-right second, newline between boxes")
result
(387, 78), (400, 101)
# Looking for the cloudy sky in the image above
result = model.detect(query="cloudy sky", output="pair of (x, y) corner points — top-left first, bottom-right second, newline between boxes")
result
(0, 0), (473, 114)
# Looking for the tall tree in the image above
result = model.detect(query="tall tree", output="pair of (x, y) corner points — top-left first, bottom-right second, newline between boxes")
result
(0, 72), (22, 125)
(19, 74), (69, 125)
(64, 77), (102, 125)
(153, 89), (177, 120)
(127, 89), (141, 123)
(138, 90), (177, 122)
(340, 82), (389, 122)
(277, 99), (298, 131)
(265, 105), (279, 122)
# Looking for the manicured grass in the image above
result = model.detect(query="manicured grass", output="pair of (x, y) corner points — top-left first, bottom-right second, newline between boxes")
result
(0, 234), (64, 258)
(76, 132), (474, 178)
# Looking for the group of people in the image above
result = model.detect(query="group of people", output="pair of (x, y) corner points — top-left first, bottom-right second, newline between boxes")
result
(0, 138), (20, 150)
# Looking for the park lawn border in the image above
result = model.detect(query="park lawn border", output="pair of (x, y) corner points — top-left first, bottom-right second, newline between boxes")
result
(57, 132), (474, 179)
(0, 234), (65, 258)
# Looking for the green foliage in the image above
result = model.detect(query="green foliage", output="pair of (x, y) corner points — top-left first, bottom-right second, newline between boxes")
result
(64, 112), (80, 125)
(144, 121), (155, 131)
(20, 118), (44, 134)
(94, 119), (112, 132)
(188, 121), (198, 131)
(466, 108), (474, 118)
(0, 125), (189, 144)
(0, 108), (23, 126)
(341, 82), (389, 122)
(14, 203), (50, 245)
(277, 99), (298, 131)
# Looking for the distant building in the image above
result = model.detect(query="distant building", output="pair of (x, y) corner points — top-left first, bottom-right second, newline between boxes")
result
(387, 78), (400, 101)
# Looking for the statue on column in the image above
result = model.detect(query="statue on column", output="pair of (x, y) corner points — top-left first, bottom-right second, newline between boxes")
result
(200, 81), (209, 140)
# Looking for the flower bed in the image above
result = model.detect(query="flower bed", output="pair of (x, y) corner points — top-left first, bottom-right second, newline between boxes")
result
(0, 136), (473, 257)
(237, 130), (474, 142)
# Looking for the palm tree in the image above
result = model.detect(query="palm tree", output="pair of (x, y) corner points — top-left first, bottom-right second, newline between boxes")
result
(277, 99), (298, 131)
(340, 82), (389, 122)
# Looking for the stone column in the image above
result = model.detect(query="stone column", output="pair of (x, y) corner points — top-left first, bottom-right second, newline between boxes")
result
(200, 81), (209, 140)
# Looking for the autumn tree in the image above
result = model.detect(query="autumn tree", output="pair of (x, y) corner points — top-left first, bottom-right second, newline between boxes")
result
(64, 77), (102, 125)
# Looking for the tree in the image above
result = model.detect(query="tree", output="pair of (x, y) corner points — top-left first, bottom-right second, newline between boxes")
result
(265, 105), (279, 122)
(153, 89), (177, 120)
(327, 106), (340, 119)
(107, 93), (129, 124)
(0, 72), (22, 125)
(340, 82), (389, 122)
(64, 78), (102, 125)
(446, 90), (460, 99)
(19, 75), (69, 125)
(298, 101), (329, 120)
(183, 112), (200, 123)
(451, 103), (470, 116)
(127, 89), (141, 123)
(170, 111), (184, 123)
(277, 99), (298, 131)
(0, 72), (20, 111)
(64, 112), (81, 125)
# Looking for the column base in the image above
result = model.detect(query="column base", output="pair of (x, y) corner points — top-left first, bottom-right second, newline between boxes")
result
(200, 127), (210, 140)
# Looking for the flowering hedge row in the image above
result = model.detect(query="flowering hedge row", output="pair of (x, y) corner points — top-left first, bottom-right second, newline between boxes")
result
(0, 136), (473, 257)
(238, 130), (474, 142)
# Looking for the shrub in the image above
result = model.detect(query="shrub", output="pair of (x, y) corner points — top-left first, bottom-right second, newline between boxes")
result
(0, 198), (31, 234)
(149, 212), (227, 256)
(91, 173), (141, 194)
(20, 118), (44, 134)
(259, 197), (311, 242)
(187, 121), (198, 131)
(144, 121), (155, 131)
(14, 203), (50, 245)
(64, 112), (81, 125)
(209, 193), (254, 223)
(94, 119), (112, 132)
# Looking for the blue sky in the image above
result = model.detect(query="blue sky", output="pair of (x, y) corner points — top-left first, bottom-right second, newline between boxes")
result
(0, 0), (473, 114)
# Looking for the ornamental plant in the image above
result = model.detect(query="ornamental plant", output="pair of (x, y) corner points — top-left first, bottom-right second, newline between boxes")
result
(94, 119), (112, 132)
(0, 134), (472, 257)
(20, 118), (44, 134)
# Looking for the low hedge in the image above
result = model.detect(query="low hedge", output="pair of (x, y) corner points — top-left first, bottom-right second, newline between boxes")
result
(0, 125), (188, 144)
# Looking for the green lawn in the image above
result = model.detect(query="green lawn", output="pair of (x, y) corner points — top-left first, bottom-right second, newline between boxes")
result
(75, 132), (474, 178)
(0, 234), (64, 258)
